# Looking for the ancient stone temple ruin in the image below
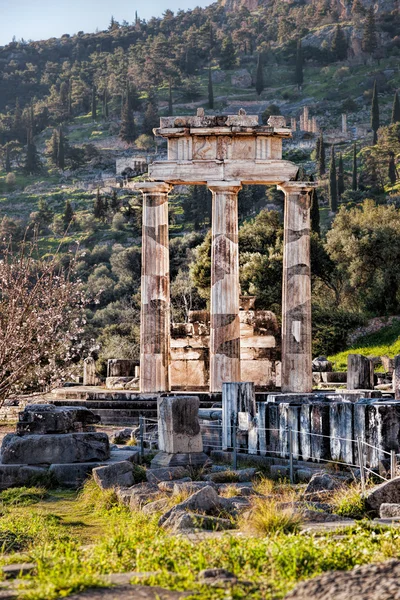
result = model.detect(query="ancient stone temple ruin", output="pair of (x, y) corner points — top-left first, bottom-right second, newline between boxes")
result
(129, 110), (316, 395)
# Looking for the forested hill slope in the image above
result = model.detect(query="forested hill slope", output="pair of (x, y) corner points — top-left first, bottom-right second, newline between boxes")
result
(1, 0), (400, 377)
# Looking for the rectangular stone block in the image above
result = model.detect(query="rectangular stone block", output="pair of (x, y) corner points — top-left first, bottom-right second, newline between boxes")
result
(158, 396), (203, 454)
(1, 432), (110, 465)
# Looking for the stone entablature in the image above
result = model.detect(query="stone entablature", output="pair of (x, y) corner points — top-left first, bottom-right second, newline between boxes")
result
(149, 113), (297, 185)
(170, 307), (281, 392)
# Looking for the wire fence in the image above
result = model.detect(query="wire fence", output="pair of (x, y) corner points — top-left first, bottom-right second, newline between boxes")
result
(139, 415), (397, 493)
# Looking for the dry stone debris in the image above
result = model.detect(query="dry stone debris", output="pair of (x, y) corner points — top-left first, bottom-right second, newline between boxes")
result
(284, 559), (400, 600)
(379, 503), (400, 518)
(366, 476), (400, 513)
(146, 467), (190, 484)
(161, 509), (234, 532)
(158, 485), (222, 526)
(92, 461), (135, 490)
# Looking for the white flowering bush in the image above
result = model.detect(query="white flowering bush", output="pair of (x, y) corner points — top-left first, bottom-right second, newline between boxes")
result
(0, 238), (90, 403)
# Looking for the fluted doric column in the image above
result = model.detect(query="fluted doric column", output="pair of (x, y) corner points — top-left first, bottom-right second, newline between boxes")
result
(208, 181), (242, 393)
(135, 182), (173, 393)
(278, 182), (313, 393)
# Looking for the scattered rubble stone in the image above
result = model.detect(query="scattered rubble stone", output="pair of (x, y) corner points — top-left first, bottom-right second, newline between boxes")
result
(142, 499), (169, 515)
(128, 483), (160, 509)
(146, 467), (190, 484)
(2, 563), (36, 579)
(158, 486), (222, 526)
(204, 468), (257, 483)
(157, 478), (192, 493)
(161, 509), (234, 532)
(93, 461), (134, 490)
(366, 477), (400, 513)
(284, 558), (400, 600)
(304, 472), (344, 497)
(379, 503), (400, 518)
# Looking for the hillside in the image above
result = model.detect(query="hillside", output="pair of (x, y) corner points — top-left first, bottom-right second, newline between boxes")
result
(1, 0), (400, 379)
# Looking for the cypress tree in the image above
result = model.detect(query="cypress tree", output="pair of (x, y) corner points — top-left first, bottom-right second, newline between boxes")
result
(119, 101), (136, 144)
(142, 100), (159, 136)
(50, 129), (58, 166)
(337, 152), (345, 198)
(352, 143), (358, 191)
(208, 66), (214, 109)
(68, 83), (73, 116)
(168, 81), (173, 116)
(63, 200), (74, 226)
(110, 189), (119, 213)
(5, 145), (11, 173)
(24, 130), (41, 175)
(331, 25), (348, 61)
(58, 128), (65, 170)
(392, 91), (400, 124)
(389, 152), (397, 184)
(91, 86), (97, 121)
(255, 53), (265, 97)
(362, 7), (377, 55)
(93, 188), (104, 220)
(318, 131), (326, 176)
(371, 79), (380, 144)
(310, 187), (321, 236)
(329, 146), (338, 212)
(295, 40), (303, 91)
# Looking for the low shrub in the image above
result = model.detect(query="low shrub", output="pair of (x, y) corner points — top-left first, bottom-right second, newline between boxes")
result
(239, 498), (301, 535)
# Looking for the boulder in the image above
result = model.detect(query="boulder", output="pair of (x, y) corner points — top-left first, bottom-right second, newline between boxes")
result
(231, 69), (252, 88)
(312, 356), (333, 372)
(142, 499), (169, 515)
(161, 509), (234, 532)
(172, 481), (216, 496)
(304, 472), (343, 496)
(159, 485), (221, 526)
(16, 404), (100, 435)
(1, 432), (110, 465)
(284, 559), (400, 600)
(128, 483), (160, 509)
(204, 468), (257, 483)
(110, 428), (134, 444)
(197, 568), (237, 586)
(380, 503), (400, 518)
(158, 478), (192, 493)
(366, 476), (400, 513)
(93, 461), (134, 490)
(146, 467), (190, 484)
(216, 483), (254, 496)
(211, 70), (226, 84)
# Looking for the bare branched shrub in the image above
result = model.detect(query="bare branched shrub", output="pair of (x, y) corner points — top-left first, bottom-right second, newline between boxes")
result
(0, 237), (89, 403)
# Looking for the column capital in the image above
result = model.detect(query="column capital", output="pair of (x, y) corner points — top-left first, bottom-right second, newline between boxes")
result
(277, 181), (317, 195)
(133, 181), (173, 194)
(207, 181), (242, 194)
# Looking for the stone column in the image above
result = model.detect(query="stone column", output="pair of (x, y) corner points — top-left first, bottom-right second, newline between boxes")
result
(278, 183), (313, 393)
(208, 181), (242, 392)
(135, 182), (173, 393)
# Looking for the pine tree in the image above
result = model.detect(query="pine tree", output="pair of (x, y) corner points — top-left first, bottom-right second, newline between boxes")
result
(329, 145), (338, 212)
(5, 145), (11, 173)
(208, 66), (214, 109)
(362, 7), (377, 56)
(68, 83), (73, 116)
(255, 53), (264, 97)
(352, 143), (358, 191)
(168, 81), (173, 116)
(119, 101), (136, 144)
(352, 0), (365, 16)
(60, 81), (69, 107)
(58, 128), (65, 170)
(24, 130), (41, 175)
(389, 152), (397, 184)
(219, 37), (236, 70)
(337, 152), (345, 198)
(103, 88), (109, 119)
(295, 40), (303, 91)
(13, 98), (22, 140)
(371, 79), (380, 144)
(63, 200), (74, 226)
(392, 91), (400, 124)
(91, 86), (97, 121)
(331, 25), (348, 61)
(318, 131), (326, 176)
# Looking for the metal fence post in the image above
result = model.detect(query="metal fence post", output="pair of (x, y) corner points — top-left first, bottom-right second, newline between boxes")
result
(232, 425), (238, 470)
(391, 450), (396, 480)
(357, 437), (366, 495)
(289, 427), (294, 484)
(139, 415), (144, 463)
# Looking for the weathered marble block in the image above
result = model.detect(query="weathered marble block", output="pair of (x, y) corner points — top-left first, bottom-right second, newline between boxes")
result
(16, 404), (100, 435)
(151, 396), (208, 468)
(1, 432), (110, 465)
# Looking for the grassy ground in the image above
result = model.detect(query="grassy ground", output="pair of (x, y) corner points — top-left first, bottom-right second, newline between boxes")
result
(0, 481), (399, 599)
(329, 319), (400, 370)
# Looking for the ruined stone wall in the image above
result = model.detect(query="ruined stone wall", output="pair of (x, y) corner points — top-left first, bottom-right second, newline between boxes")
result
(170, 306), (281, 391)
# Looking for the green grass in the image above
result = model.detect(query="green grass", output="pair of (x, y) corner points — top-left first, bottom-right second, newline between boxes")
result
(0, 483), (398, 599)
(329, 319), (400, 371)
